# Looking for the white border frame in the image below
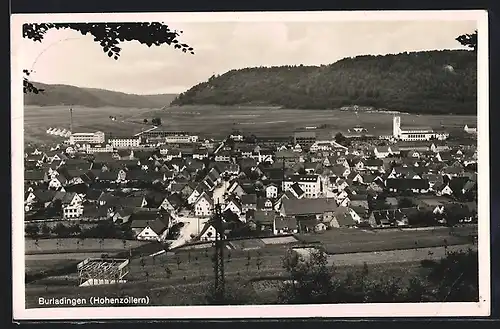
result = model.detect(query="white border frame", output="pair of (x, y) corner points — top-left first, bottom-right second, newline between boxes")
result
(11, 10), (490, 320)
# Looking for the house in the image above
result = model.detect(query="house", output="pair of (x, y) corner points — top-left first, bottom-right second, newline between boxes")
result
(385, 178), (430, 194)
(159, 194), (183, 213)
(25, 170), (47, 185)
(129, 211), (171, 241)
(246, 210), (275, 232)
(374, 146), (392, 159)
(364, 158), (384, 172)
(265, 183), (279, 199)
(257, 197), (274, 211)
(227, 180), (246, 197)
(330, 206), (359, 228)
(215, 151), (231, 162)
(436, 152), (454, 163)
(273, 216), (299, 235)
(112, 207), (136, 224)
(240, 194), (257, 213)
(417, 199), (447, 215)
(464, 124), (477, 134)
(26, 190), (57, 209)
(199, 221), (223, 241)
(48, 175), (68, 190)
(52, 192), (83, 219)
(288, 182), (306, 199)
(280, 198), (338, 222)
(224, 196), (243, 216)
(349, 194), (369, 211)
(194, 192), (214, 217)
(282, 174), (321, 199)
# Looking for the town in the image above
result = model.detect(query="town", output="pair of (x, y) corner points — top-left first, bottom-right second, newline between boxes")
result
(24, 114), (478, 246)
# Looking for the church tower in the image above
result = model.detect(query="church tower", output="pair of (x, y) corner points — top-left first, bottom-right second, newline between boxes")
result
(393, 116), (401, 139)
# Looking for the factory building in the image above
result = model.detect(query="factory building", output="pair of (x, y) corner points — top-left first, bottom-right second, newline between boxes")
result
(393, 116), (448, 141)
(69, 131), (105, 145)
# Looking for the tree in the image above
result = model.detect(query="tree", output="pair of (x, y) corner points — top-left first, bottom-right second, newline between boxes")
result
(40, 223), (51, 236)
(398, 197), (414, 208)
(151, 117), (162, 126)
(420, 249), (478, 301)
(52, 223), (69, 237)
(143, 119), (148, 124)
(456, 30), (478, 52)
(334, 132), (346, 144)
(278, 248), (335, 304)
(256, 251), (263, 271)
(25, 224), (40, 238)
(23, 23), (194, 94)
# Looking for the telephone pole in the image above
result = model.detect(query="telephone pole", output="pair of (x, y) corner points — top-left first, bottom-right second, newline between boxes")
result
(69, 108), (73, 133)
(213, 203), (225, 301)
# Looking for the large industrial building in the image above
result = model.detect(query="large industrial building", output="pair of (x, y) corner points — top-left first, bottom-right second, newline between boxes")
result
(138, 130), (199, 143)
(109, 136), (142, 149)
(69, 131), (106, 145)
(392, 116), (448, 141)
(293, 130), (316, 149)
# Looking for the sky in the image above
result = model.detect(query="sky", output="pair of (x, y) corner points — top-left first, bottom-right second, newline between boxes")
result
(18, 19), (477, 95)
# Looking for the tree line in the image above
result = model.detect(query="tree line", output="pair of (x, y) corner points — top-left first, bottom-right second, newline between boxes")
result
(172, 50), (477, 115)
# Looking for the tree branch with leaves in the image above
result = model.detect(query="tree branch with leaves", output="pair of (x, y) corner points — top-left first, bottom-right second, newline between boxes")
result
(456, 30), (478, 52)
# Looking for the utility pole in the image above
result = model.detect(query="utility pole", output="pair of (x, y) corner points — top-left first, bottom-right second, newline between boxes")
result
(213, 203), (225, 301)
(69, 108), (73, 133)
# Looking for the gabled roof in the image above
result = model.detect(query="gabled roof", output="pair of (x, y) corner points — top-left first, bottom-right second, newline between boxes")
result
(241, 194), (257, 205)
(255, 210), (276, 224)
(32, 190), (57, 203)
(290, 182), (305, 197)
(25, 170), (45, 181)
(281, 198), (338, 216)
(385, 178), (430, 190)
(195, 191), (214, 207)
(274, 216), (298, 230)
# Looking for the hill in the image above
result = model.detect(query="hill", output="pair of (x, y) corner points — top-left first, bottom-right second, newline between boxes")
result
(171, 50), (477, 115)
(24, 82), (177, 109)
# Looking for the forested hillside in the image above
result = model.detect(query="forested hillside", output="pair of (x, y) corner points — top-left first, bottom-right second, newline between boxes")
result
(171, 50), (477, 114)
(24, 82), (177, 108)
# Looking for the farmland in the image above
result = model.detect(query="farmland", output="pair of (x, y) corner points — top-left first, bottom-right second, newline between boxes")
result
(25, 243), (476, 307)
(24, 226), (478, 307)
(23, 105), (477, 144)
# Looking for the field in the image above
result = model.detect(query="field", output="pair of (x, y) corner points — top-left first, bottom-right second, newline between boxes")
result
(24, 105), (478, 144)
(25, 238), (148, 254)
(25, 238), (150, 276)
(24, 226), (478, 307)
(295, 225), (477, 254)
(25, 243), (476, 307)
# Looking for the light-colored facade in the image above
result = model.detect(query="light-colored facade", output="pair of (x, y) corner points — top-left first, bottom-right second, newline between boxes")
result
(69, 131), (105, 145)
(283, 175), (321, 199)
(86, 143), (114, 153)
(109, 136), (141, 149)
(392, 116), (448, 141)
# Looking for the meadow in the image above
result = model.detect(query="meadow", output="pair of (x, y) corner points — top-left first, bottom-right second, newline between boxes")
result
(25, 243), (476, 307)
(23, 105), (478, 144)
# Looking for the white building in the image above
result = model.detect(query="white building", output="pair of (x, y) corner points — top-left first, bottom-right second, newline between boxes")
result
(309, 140), (348, 153)
(109, 136), (141, 149)
(392, 116), (448, 141)
(282, 175), (321, 199)
(464, 124), (477, 134)
(70, 131), (105, 145)
(86, 143), (113, 153)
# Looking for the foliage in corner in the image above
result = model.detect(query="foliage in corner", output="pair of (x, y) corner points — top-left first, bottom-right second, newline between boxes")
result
(456, 30), (478, 52)
(22, 22), (195, 94)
